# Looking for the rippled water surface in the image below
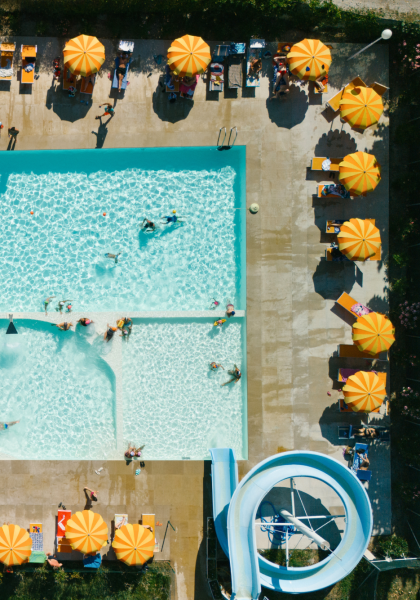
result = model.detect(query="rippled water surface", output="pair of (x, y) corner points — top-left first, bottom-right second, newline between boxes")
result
(122, 319), (246, 459)
(0, 148), (245, 311)
(0, 323), (116, 459)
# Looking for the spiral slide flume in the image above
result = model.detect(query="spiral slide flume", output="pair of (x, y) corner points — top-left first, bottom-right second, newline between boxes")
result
(210, 449), (373, 598)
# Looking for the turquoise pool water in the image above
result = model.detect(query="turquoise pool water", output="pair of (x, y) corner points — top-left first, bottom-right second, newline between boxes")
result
(0, 320), (116, 460)
(122, 318), (247, 460)
(0, 147), (246, 312)
(0, 147), (247, 460)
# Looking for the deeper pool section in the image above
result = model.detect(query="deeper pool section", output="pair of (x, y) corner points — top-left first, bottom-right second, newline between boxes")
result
(0, 320), (116, 460)
(0, 147), (246, 312)
(122, 317), (247, 460)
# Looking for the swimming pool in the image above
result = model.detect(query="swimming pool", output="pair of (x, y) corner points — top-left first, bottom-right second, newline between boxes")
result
(0, 320), (116, 460)
(0, 146), (247, 460)
(123, 317), (247, 460)
(0, 147), (246, 312)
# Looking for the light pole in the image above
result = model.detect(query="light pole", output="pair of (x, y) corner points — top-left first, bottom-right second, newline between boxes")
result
(347, 29), (392, 61)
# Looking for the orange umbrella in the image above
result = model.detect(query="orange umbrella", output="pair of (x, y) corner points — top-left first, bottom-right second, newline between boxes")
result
(112, 524), (154, 566)
(63, 35), (105, 77)
(343, 371), (386, 412)
(352, 312), (395, 355)
(337, 218), (381, 261)
(339, 86), (383, 129)
(167, 35), (211, 77)
(0, 524), (32, 566)
(65, 510), (108, 554)
(287, 39), (332, 81)
(339, 151), (381, 196)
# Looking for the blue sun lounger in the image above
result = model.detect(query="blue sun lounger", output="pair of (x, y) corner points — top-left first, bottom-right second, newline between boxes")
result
(112, 57), (131, 91)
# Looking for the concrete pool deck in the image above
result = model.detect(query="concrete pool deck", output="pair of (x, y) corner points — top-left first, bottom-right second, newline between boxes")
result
(0, 37), (390, 599)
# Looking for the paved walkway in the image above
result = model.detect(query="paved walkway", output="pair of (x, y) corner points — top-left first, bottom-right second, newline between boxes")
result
(0, 37), (390, 599)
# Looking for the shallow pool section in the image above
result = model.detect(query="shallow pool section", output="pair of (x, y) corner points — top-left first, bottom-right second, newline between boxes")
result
(0, 147), (246, 312)
(0, 320), (116, 460)
(122, 318), (247, 460)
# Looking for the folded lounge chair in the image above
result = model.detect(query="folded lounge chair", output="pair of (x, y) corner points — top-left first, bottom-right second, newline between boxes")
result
(311, 157), (342, 172)
(370, 82), (389, 97)
(21, 44), (37, 85)
(0, 43), (15, 81)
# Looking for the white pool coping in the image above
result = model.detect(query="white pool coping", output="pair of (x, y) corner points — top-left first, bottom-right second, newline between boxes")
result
(0, 310), (245, 460)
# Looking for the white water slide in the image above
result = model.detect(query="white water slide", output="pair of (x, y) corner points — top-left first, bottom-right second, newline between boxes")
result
(210, 448), (373, 597)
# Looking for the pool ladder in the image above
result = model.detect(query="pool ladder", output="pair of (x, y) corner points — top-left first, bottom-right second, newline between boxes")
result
(217, 126), (237, 150)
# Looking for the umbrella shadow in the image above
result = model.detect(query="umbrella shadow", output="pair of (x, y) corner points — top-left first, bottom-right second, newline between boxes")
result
(314, 129), (357, 158)
(265, 83), (308, 129)
(313, 260), (356, 300)
(152, 82), (193, 124)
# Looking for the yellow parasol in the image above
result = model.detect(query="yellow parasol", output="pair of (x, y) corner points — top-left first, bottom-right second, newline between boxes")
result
(0, 524), (32, 566)
(337, 218), (381, 261)
(352, 312), (395, 356)
(339, 151), (381, 196)
(65, 510), (108, 555)
(63, 35), (105, 77)
(167, 35), (211, 77)
(343, 371), (386, 412)
(112, 524), (154, 566)
(339, 86), (383, 130)
(287, 39), (332, 81)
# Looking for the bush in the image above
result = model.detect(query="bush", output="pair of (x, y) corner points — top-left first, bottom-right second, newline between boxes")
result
(377, 535), (409, 558)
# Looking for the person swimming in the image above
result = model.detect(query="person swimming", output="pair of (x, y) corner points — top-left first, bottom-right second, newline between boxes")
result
(44, 296), (55, 315)
(120, 328), (129, 341)
(210, 298), (220, 309)
(0, 420), (19, 431)
(160, 214), (185, 224)
(77, 318), (93, 326)
(210, 362), (224, 371)
(221, 365), (241, 386)
(104, 324), (117, 342)
(57, 299), (71, 314)
(226, 303), (236, 318)
(105, 252), (121, 264)
(66, 303), (72, 313)
(51, 322), (72, 331)
(214, 319), (226, 327)
(142, 218), (156, 232)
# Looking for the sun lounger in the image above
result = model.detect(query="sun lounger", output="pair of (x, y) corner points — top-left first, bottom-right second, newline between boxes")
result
(326, 244), (381, 262)
(338, 368), (386, 387)
(112, 56), (132, 91)
(115, 514), (128, 531)
(21, 44), (37, 85)
(228, 55), (243, 89)
(311, 157), (342, 172)
(80, 74), (96, 96)
(56, 509), (72, 553)
(314, 77), (328, 94)
(165, 64), (179, 93)
(209, 62), (224, 92)
(83, 553), (102, 569)
(351, 443), (372, 481)
(142, 514), (159, 552)
(370, 82), (389, 97)
(0, 43), (15, 81)
(62, 64), (77, 91)
(317, 184), (351, 199)
(326, 76), (366, 112)
(336, 292), (374, 317)
(246, 40), (264, 88)
(337, 344), (388, 361)
(326, 220), (345, 233)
